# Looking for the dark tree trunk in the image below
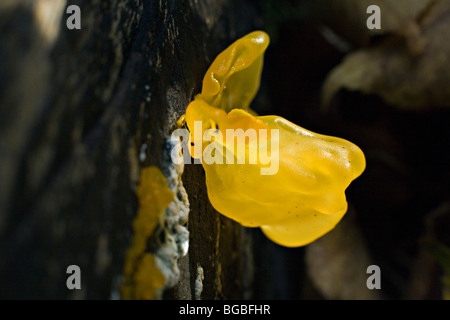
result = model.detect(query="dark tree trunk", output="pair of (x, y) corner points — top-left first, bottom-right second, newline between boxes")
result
(0, 0), (261, 299)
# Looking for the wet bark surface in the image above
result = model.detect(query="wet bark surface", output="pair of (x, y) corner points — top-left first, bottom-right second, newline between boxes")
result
(0, 0), (261, 299)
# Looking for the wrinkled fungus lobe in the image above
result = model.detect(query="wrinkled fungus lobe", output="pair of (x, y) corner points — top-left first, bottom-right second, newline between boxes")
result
(179, 31), (366, 247)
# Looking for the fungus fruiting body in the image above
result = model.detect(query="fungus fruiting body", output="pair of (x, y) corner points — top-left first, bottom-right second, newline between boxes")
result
(178, 31), (366, 247)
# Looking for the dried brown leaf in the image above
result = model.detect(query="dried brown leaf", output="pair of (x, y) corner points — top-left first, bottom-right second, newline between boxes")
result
(322, 0), (450, 110)
(305, 210), (379, 300)
(319, 0), (432, 46)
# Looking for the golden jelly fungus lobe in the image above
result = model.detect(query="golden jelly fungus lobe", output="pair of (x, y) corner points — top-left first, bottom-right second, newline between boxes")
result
(202, 114), (365, 247)
(197, 31), (269, 112)
(184, 99), (271, 160)
(178, 30), (366, 247)
(121, 166), (174, 299)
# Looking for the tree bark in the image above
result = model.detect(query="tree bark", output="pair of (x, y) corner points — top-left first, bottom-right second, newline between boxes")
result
(0, 0), (260, 299)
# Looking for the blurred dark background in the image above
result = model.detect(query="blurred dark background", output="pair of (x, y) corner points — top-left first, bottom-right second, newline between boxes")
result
(251, 0), (450, 300)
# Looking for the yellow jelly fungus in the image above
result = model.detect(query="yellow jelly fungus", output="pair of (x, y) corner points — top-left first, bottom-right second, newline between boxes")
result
(178, 31), (366, 247)
(197, 30), (269, 113)
(121, 166), (174, 299)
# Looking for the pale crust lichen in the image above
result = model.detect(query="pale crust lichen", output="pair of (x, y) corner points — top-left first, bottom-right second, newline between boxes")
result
(121, 166), (174, 300)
